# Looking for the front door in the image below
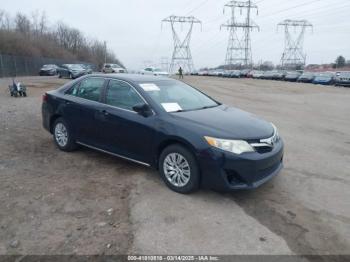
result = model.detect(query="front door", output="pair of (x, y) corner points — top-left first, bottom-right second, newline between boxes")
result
(97, 79), (155, 164)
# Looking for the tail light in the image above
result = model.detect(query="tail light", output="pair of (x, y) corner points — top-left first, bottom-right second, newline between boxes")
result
(42, 93), (48, 102)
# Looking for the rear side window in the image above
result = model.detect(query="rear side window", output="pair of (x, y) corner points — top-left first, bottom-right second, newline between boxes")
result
(106, 80), (143, 111)
(75, 78), (104, 102)
(66, 83), (80, 96)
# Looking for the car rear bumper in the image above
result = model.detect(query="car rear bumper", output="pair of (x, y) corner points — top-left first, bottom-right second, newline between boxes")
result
(198, 140), (284, 191)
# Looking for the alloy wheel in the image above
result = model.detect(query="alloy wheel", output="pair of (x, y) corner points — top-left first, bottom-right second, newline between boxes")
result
(54, 122), (68, 147)
(163, 153), (191, 187)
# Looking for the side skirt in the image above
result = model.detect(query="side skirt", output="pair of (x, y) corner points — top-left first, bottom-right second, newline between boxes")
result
(76, 141), (151, 167)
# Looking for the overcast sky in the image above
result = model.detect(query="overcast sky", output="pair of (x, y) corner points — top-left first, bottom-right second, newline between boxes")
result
(1, 0), (349, 70)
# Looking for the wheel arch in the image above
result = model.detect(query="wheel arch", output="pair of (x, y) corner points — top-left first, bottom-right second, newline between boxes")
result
(49, 114), (62, 134)
(155, 137), (199, 169)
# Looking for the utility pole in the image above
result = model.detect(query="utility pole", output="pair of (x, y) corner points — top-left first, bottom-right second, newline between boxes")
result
(221, 0), (259, 69)
(104, 41), (107, 64)
(162, 15), (201, 74)
(277, 19), (313, 69)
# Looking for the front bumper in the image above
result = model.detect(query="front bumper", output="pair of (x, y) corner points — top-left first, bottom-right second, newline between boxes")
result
(335, 81), (350, 86)
(198, 140), (284, 191)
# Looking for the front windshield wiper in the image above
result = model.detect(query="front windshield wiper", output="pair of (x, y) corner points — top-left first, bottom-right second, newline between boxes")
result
(172, 104), (220, 113)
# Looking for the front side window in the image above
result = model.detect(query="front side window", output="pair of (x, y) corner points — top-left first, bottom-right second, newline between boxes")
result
(106, 80), (144, 111)
(75, 78), (105, 102)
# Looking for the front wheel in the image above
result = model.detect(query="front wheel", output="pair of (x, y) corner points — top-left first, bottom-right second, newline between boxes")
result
(53, 118), (77, 152)
(159, 144), (200, 194)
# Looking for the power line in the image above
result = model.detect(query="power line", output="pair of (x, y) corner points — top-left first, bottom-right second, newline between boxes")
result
(185, 0), (211, 15)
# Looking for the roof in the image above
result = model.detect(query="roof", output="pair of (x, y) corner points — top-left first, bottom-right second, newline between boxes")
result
(88, 73), (173, 83)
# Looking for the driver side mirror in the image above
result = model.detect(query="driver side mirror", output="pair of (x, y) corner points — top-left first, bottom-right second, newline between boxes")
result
(133, 103), (152, 117)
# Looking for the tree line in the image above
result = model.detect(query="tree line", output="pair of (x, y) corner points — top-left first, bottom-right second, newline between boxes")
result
(0, 10), (124, 68)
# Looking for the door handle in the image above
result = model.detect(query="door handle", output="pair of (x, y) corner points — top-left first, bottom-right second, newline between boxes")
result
(64, 100), (71, 105)
(100, 109), (109, 116)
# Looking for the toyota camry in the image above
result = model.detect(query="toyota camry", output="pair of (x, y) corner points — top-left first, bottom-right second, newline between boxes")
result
(42, 74), (284, 194)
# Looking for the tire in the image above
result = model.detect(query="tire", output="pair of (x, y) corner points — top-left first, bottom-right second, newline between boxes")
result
(158, 144), (200, 194)
(53, 118), (77, 152)
(58, 73), (62, 78)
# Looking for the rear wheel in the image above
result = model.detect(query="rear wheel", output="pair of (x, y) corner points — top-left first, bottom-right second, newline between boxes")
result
(159, 144), (200, 194)
(53, 118), (77, 152)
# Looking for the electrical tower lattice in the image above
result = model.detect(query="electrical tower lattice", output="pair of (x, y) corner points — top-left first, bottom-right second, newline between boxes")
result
(278, 19), (313, 69)
(221, 0), (259, 69)
(162, 16), (201, 74)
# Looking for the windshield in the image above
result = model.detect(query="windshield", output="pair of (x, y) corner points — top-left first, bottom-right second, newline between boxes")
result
(43, 64), (55, 68)
(301, 72), (313, 77)
(338, 72), (350, 77)
(69, 65), (83, 70)
(315, 73), (333, 78)
(138, 80), (219, 112)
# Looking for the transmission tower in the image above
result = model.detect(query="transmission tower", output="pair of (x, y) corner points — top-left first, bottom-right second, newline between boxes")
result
(160, 57), (170, 72)
(162, 15), (201, 74)
(277, 19), (313, 69)
(221, 0), (259, 69)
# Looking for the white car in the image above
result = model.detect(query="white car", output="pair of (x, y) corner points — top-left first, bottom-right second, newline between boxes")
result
(140, 67), (169, 77)
(102, 63), (126, 73)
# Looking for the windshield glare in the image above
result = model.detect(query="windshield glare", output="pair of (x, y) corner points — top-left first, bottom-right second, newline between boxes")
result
(139, 80), (219, 112)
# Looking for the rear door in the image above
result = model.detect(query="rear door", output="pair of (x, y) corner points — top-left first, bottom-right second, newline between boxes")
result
(97, 79), (156, 164)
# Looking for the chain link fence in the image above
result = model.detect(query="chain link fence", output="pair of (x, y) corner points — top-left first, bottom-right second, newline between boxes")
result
(0, 53), (96, 78)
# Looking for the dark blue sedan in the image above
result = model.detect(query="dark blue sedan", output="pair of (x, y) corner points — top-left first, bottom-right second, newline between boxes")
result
(42, 74), (284, 193)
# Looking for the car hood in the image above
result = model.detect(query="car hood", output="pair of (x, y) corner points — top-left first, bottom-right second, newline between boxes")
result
(171, 105), (274, 140)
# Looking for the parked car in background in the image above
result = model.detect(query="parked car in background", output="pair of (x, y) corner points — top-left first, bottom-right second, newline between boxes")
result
(229, 70), (241, 78)
(57, 64), (87, 79)
(239, 69), (251, 78)
(312, 72), (335, 85)
(102, 63), (126, 74)
(198, 70), (209, 76)
(334, 71), (350, 87)
(284, 71), (302, 82)
(251, 70), (264, 79)
(140, 67), (169, 76)
(39, 64), (59, 76)
(80, 64), (93, 74)
(42, 74), (283, 194)
(261, 70), (274, 80)
(271, 71), (286, 81)
(297, 72), (315, 83)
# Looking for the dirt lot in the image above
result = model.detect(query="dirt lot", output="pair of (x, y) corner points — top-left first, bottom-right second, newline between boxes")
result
(0, 75), (349, 258)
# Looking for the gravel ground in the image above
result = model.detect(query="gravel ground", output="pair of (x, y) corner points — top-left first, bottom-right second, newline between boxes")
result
(0, 75), (349, 259)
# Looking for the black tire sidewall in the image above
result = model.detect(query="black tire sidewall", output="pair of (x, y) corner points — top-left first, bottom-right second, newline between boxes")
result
(159, 144), (200, 194)
(53, 118), (77, 152)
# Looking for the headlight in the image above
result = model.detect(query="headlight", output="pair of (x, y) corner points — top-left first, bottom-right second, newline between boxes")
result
(204, 136), (255, 154)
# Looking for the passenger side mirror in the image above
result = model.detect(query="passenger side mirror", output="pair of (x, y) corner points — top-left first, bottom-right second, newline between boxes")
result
(133, 103), (152, 117)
